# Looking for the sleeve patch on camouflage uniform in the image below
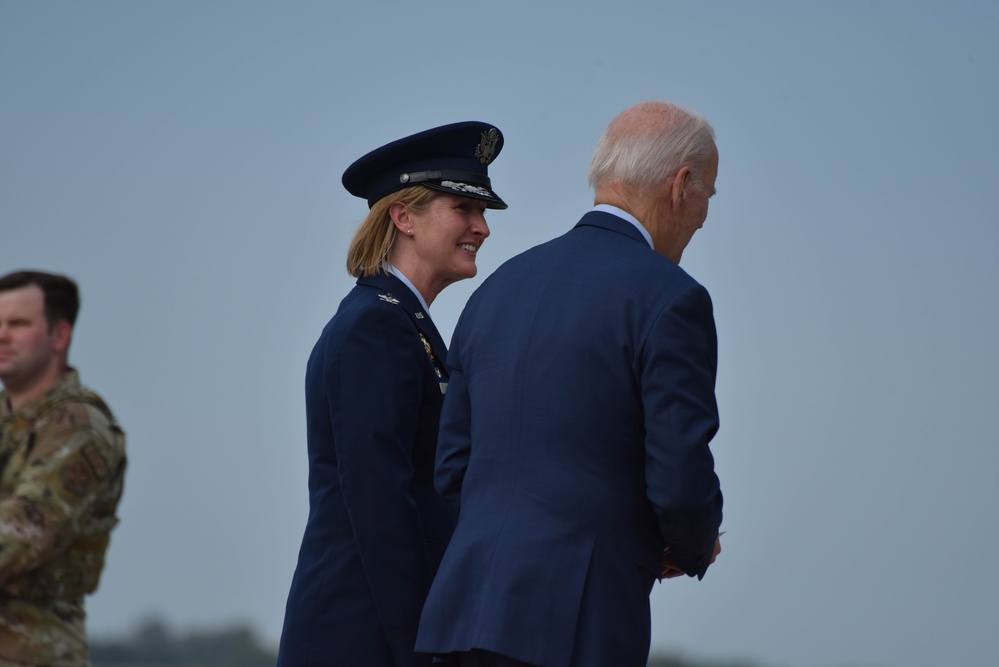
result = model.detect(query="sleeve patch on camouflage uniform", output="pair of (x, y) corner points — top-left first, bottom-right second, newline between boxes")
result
(61, 460), (93, 496)
(82, 442), (110, 480)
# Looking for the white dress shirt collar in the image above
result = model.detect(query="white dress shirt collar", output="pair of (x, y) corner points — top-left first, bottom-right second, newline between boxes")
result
(592, 204), (653, 249)
(384, 264), (431, 313)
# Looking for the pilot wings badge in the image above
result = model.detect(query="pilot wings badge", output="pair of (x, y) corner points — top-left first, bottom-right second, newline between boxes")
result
(378, 293), (400, 304)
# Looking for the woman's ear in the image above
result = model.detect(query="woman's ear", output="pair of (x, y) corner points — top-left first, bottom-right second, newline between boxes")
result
(389, 201), (413, 236)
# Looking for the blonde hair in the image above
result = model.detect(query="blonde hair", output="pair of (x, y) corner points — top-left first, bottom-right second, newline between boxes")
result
(346, 185), (440, 277)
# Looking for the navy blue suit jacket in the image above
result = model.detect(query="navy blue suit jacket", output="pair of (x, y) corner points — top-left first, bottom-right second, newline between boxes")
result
(416, 212), (723, 667)
(278, 273), (457, 667)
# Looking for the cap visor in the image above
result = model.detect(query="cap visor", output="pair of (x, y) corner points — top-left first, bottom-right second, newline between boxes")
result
(424, 181), (507, 210)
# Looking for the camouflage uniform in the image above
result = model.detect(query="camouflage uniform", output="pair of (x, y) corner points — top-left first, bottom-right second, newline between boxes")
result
(0, 369), (126, 667)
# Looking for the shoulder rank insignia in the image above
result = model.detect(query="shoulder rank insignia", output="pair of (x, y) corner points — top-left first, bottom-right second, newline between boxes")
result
(378, 293), (400, 305)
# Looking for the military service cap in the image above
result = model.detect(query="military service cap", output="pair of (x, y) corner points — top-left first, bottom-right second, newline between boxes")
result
(342, 121), (507, 210)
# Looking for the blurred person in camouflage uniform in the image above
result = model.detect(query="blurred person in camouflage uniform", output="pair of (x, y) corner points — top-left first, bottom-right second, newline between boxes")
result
(0, 270), (126, 667)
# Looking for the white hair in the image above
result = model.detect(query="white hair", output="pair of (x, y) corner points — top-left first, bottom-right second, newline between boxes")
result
(587, 101), (716, 191)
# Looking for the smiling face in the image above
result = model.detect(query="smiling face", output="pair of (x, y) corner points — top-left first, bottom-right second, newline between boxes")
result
(390, 192), (491, 302)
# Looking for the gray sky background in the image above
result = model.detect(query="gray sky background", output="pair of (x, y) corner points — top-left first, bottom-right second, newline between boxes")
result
(3, 2), (998, 666)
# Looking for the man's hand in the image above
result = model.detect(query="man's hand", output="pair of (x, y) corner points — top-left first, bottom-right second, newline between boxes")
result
(660, 554), (685, 579)
(660, 535), (722, 580)
(710, 534), (722, 564)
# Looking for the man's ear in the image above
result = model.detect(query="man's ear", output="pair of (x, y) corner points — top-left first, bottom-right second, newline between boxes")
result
(51, 320), (72, 354)
(670, 166), (691, 209)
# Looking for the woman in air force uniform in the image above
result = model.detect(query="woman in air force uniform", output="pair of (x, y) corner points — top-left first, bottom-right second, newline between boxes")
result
(277, 122), (507, 667)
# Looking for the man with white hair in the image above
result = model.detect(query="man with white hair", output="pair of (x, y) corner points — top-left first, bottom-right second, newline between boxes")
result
(416, 101), (725, 667)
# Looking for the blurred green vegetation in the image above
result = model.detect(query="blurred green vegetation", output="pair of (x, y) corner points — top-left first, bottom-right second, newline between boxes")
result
(90, 617), (764, 667)
(646, 654), (760, 667)
(90, 616), (276, 667)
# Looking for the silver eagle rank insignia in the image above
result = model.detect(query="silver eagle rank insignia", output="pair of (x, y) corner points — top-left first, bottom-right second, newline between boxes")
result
(378, 293), (400, 305)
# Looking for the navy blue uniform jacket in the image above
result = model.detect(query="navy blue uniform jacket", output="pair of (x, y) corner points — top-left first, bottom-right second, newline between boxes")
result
(278, 273), (457, 667)
(416, 212), (723, 667)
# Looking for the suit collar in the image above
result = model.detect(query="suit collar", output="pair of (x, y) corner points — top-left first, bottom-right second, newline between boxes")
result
(574, 210), (653, 247)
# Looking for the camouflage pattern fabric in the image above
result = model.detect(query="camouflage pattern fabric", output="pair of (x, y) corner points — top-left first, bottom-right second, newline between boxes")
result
(0, 370), (126, 667)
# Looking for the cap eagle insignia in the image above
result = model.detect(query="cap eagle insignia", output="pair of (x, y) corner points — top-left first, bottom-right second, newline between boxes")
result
(475, 128), (500, 165)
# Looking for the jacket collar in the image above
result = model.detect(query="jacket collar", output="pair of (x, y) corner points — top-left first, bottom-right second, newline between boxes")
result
(573, 210), (653, 247)
(356, 272), (448, 361)
(0, 367), (81, 421)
